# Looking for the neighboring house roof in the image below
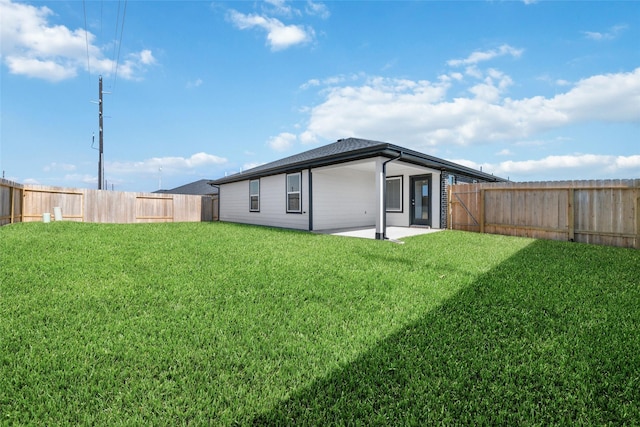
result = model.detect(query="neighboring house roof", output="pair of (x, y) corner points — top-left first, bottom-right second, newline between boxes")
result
(210, 138), (507, 185)
(154, 179), (218, 195)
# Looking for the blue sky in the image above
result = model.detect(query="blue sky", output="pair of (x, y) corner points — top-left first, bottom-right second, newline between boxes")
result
(1, 0), (639, 192)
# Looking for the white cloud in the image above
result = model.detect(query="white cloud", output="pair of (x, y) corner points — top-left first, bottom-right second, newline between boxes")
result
(583, 24), (628, 41)
(496, 149), (513, 156)
(299, 74), (354, 90)
(108, 152), (227, 175)
(0, 0), (155, 82)
(187, 78), (203, 89)
(452, 154), (640, 180)
(297, 67), (640, 149)
(43, 162), (76, 172)
(299, 130), (317, 144)
(243, 162), (265, 171)
(306, 1), (330, 19)
(267, 132), (297, 151)
(264, 0), (297, 17)
(447, 44), (523, 67)
(464, 65), (483, 79)
(499, 154), (606, 173)
(615, 155), (640, 169)
(547, 68), (640, 122)
(227, 9), (313, 51)
(300, 75), (456, 148)
(61, 173), (99, 186)
(300, 78), (321, 90)
(137, 49), (156, 65)
(113, 50), (158, 81)
(469, 69), (513, 102)
(262, 0), (329, 19)
(4, 57), (78, 82)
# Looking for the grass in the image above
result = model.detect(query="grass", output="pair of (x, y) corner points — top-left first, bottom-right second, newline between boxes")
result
(1, 222), (638, 425)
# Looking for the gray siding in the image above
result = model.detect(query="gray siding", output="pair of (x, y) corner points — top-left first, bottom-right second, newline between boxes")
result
(312, 166), (377, 230)
(219, 159), (444, 232)
(219, 171), (309, 230)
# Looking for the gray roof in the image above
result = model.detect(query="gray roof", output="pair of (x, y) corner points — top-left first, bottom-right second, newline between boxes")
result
(210, 137), (506, 185)
(154, 179), (218, 195)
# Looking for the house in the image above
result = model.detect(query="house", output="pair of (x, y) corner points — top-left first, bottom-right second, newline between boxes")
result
(154, 178), (219, 221)
(209, 138), (506, 239)
(154, 179), (218, 195)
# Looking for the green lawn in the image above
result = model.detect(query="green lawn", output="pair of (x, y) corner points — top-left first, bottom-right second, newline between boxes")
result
(1, 222), (638, 425)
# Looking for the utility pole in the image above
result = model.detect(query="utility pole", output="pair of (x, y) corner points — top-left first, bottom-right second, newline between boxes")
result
(98, 76), (104, 190)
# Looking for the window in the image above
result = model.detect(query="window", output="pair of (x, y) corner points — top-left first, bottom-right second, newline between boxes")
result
(286, 172), (301, 213)
(249, 179), (260, 212)
(386, 176), (403, 212)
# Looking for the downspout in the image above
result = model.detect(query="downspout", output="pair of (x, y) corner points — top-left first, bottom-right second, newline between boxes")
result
(377, 152), (403, 240)
(308, 168), (313, 231)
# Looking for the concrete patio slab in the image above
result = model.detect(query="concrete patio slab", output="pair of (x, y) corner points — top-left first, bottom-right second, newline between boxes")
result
(318, 226), (443, 241)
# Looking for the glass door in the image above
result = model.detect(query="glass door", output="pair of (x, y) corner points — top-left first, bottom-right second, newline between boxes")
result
(410, 175), (432, 226)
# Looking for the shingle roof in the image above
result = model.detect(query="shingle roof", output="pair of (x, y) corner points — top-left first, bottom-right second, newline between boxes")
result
(210, 137), (506, 185)
(154, 179), (218, 195)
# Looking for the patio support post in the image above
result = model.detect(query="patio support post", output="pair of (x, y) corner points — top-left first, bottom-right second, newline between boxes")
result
(375, 158), (385, 240)
(375, 153), (403, 240)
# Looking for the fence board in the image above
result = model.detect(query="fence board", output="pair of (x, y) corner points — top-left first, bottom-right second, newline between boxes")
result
(0, 179), (23, 225)
(0, 184), (11, 225)
(0, 181), (211, 225)
(449, 190), (480, 231)
(449, 179), (639, 249)
(23, 186), (84, 222)
(136, 195), (173, 222)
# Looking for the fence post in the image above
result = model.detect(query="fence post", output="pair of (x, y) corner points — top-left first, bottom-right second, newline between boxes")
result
(567, 188), (575, 241)
(636, 193), (639, 249)
(9, 184), (14, 224)
(447, 184), (452, 229)
(21, 188), (25, 223)
(479, 188), (485, 234)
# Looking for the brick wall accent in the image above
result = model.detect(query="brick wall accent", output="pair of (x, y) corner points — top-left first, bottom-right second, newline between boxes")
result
(440, 174), (449, 229)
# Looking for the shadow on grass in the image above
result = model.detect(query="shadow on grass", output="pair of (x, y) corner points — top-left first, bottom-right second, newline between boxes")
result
(252, 240), (640, 425)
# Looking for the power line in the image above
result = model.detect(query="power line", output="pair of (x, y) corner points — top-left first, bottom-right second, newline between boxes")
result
(82, 0), (91, 81)
(112, 0), (128, 92)
(100, 0), (103, 46)
(109, 0), (121, 83)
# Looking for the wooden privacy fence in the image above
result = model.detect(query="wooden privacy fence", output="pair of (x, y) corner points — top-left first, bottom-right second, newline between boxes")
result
(202, 195), (219, 222)
(449, 179), (640, 249)
(0, 179), (24, 226)
(0, 179), (218, 225)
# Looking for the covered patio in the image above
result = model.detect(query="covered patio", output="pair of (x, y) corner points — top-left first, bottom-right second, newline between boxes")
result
(318, 226), (443, 241)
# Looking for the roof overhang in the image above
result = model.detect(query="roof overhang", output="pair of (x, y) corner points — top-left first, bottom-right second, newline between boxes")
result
(209, 141), (507, 185)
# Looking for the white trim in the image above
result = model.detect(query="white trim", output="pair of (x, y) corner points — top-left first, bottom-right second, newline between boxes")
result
(249, 179), (260, 212)
(375, 158), (384, 238)
(286, 172), (302, 213)
(386, 176), (403, 212)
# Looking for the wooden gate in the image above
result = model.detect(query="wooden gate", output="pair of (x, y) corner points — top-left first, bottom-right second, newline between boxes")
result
(448, 187), (481, 232)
